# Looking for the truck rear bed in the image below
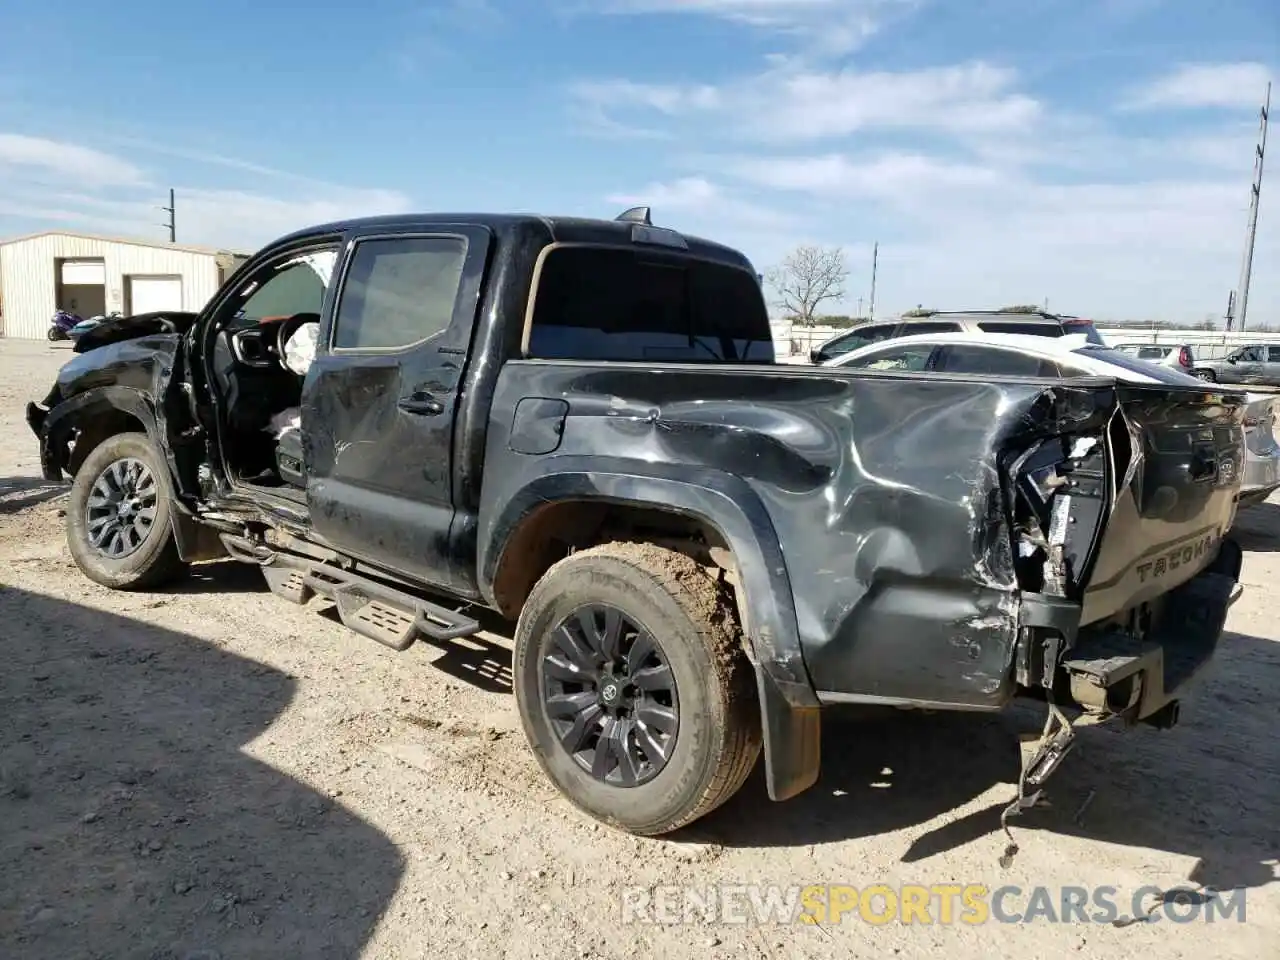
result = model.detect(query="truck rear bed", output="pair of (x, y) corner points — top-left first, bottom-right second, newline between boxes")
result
(480, 361), (1245, 720)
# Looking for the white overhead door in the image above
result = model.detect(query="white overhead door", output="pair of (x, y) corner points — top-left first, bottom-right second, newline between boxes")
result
(61, 261), (105, 285)
(128, 276), (183, 315)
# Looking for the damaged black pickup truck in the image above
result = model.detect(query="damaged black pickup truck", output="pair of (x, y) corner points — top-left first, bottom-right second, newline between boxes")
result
(28, 208), (1246, 837)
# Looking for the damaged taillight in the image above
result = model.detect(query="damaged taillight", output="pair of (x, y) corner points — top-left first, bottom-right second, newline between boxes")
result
(1008, 430), (1111, 598)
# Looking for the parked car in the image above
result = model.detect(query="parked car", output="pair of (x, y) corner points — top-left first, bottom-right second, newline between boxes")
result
(27, 211), (1244, 837)
(1112, 341), (1196, 374)
(1191, 343), (1280, 385)
(808, 309), (1104, 364)
(1239, 393), (1280, 507)
(826, 332), (1279, 507)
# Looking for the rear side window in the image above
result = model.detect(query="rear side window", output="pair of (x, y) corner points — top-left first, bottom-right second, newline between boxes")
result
(1060, 320), (1106, 344)
(333, 236), (467, 350)
(935, 344), (1054, 377)
(897, 321), (962, 335)
(1137, 346), (1167, 359)
(815, 324), (896, 361)
(527, 247), (773, 363)
(977, 318), (1105, 345)
(843, 344), (936, 371)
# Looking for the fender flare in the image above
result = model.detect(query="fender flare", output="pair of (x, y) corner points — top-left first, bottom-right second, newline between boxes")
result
(482, 458), (822, 800)
(39, 386), (221, 563)
(39, 386), (161, 480)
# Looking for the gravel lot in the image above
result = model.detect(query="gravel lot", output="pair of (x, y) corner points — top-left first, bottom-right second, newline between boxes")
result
(1, 338), (1276, 959)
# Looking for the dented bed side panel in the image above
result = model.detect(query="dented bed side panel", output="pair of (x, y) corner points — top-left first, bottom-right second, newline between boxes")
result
(479, 362), (1119, 708)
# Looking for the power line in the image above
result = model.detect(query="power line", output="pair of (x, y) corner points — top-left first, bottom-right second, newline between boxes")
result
(158, 188), (175, 243)
(1233, 81), (1269, 333)
(868, 242), (879, 321)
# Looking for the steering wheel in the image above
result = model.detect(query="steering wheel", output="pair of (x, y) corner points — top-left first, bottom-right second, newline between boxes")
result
(275, 312), (321, 375)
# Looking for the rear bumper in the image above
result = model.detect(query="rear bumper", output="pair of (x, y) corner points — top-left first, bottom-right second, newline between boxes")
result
(1056, 537), (1243, 725)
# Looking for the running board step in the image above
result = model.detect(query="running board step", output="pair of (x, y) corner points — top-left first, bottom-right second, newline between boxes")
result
(224, 534), (481, 651)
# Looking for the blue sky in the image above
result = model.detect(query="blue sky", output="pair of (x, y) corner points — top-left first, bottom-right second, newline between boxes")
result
(0, 0), (1275, 324)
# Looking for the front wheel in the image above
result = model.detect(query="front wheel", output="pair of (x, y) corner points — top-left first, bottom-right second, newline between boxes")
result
(65, 432), (187, 590)
(513, 541), (761, 835)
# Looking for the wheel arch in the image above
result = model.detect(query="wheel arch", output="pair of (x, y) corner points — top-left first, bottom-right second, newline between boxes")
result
(481, 463), (822, 801)
(40, 386), (160, 481)
(40, 386), (221, 563)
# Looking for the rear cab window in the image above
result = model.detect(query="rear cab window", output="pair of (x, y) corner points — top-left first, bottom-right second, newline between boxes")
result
(526, 246), (773, 363)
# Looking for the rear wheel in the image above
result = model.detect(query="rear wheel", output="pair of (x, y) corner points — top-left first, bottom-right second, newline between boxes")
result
(66, 432), (187, 590)
(1194, 369), (1217, 382)
(513, 541), (761, 835)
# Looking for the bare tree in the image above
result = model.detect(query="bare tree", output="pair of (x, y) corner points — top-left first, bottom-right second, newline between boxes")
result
(766, 245), (849, 325)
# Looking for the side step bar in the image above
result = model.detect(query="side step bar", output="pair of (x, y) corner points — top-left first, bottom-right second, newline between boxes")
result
(220, 533), (481, 651)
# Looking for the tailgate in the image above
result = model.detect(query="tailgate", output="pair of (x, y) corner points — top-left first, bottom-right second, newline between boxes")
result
(1036, 384), (1245, 625)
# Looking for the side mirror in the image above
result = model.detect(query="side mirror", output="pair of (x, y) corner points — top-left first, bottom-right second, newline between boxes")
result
(1228, 355), (1238, 363)
(810, 350), (824, 364)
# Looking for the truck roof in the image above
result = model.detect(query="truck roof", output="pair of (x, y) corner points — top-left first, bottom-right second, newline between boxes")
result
(273, 212), (758, 272)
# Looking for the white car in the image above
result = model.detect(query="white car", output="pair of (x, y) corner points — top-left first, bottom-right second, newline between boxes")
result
(825, 332), (1280, 506)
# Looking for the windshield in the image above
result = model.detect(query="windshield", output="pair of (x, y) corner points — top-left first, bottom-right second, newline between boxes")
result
(1073, 346), (1201, 384)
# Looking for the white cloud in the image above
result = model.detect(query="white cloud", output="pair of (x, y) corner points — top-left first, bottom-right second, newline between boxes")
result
(724, 152), (1001, 198)
(596, 0), (910, 55)
(1124, 61), (1274, 110)
(0, 134), (147, 187)
(571, 60), (1041, 143)
(606, 175), (798, 232)
(0, 133), (412, 251)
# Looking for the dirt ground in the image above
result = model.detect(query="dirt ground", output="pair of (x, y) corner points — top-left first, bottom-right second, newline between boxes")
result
(1, 338), (1276, 960)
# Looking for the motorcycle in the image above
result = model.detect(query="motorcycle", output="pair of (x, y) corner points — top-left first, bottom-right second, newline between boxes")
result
(47, 309), (85, 341)
(48, 310), (122, 343)
(69, 312), (120, 342)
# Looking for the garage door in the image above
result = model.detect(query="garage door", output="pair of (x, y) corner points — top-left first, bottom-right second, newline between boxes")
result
(62, 261), (105, 285)
(128, 276), (183, 315)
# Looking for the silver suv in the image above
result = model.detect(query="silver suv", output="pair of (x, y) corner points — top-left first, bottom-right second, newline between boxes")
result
(809, 310), (1104, 364)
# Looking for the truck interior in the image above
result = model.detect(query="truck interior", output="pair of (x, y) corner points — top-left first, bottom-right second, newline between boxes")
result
(206, 247), (336, 494)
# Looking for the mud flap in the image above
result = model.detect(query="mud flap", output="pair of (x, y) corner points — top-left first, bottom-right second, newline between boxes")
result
(756, 671), (821, 801)
(171, 510), (229, 563)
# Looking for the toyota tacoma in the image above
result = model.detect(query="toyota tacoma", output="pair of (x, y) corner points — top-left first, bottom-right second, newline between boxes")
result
(27, 208), (1246, 837)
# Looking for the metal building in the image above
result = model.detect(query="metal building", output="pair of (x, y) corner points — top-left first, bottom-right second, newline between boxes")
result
(0, 231), (247, 339)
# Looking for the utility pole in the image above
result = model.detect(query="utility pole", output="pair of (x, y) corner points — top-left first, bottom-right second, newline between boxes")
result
(856, 296), (864, 318)
(1234, 82), (1269, 333)
(158, 188), (176, 243)
(1225, 289), (1236, 332)
(868, 241), (878, 321)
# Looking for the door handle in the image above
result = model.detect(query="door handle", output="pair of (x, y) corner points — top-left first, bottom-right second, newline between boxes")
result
(398, 394), (444, 416)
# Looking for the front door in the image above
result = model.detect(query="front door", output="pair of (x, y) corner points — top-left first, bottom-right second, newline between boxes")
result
(302, 224), (492, 597)
(1265, 346), (1280, 386)
(1232, 345), (1265, 383)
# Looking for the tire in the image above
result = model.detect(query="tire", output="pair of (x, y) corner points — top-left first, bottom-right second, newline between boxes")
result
(513, 541), (761, 835)
(47, 326), (62, 342)
(65, 432), (187, 591)
(1194, 369), (1217, 382)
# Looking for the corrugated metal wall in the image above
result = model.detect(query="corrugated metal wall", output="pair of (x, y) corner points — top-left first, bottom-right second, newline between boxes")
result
(0, 234), (224, 339)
